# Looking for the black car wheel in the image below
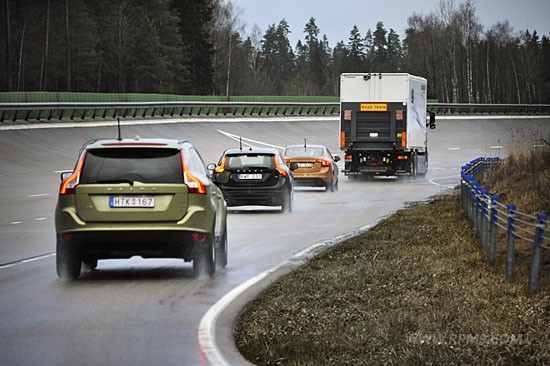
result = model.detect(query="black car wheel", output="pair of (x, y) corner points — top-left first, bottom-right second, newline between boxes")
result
(193, 236), (215, 277)
(56, 239), (81, 280)
(281, 189), (293, 213)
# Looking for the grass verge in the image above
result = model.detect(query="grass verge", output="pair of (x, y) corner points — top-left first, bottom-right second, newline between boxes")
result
(234, 192), (549, 365)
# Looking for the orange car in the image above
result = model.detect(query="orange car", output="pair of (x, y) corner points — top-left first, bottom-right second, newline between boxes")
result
(284, 144), (340, 191)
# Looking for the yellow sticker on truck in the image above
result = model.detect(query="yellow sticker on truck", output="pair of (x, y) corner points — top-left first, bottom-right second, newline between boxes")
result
(360, 103), (388, 111)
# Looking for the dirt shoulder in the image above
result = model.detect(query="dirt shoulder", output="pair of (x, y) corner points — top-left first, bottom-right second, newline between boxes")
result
(234, 192), (549, 365)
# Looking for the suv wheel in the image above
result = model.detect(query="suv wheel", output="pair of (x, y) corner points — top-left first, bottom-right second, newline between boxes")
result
(193, 236), (215, 277)
(215, 224), (228, 269)
(56, 239), (81, 280)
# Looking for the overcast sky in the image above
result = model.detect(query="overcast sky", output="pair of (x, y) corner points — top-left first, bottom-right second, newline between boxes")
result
(230, 0), (550, 47)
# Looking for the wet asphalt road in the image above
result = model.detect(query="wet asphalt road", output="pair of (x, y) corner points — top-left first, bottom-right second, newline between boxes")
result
(0, 116), (548, 365)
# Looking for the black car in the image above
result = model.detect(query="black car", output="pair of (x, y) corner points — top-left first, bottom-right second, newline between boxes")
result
(209, 147), (297, 212)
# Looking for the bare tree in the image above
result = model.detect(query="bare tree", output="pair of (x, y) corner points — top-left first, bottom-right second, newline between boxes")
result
(458, 0), (481, 103)
(212, 0), (244, 97)
(4, 0), (13, 90)
(40, 0), (51, 90)
(65, 0), (71, 91)
(16, 17), (27, 91)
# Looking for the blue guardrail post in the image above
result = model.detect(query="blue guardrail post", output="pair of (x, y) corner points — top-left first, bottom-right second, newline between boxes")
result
(528, 214), (547, 294)
(488, 196), (498, 264)
(506, 205), (516, 281)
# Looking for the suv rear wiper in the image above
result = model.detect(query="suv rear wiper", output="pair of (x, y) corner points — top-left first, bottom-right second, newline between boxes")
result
(93, 179), (135, 185)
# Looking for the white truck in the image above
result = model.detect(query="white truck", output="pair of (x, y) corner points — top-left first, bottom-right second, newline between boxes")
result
(339, 73), (436, 178)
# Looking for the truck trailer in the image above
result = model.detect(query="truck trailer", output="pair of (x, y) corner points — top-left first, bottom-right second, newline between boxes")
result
(339, 73), (436, 178)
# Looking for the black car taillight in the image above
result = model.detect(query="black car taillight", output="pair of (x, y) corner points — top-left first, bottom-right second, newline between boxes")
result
(59, 151), (87, 195)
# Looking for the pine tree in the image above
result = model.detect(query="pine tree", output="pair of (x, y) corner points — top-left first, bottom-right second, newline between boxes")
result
(171, 0), (215, 95)
(346, 25), (365, 72)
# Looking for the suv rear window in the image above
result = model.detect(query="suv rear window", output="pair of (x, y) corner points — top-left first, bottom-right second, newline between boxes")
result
(80, 148), (183, 184)
(226, 154), (274, 169)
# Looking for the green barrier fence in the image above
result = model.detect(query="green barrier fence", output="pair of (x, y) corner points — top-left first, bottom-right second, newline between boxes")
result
(0, 93), (341, 121)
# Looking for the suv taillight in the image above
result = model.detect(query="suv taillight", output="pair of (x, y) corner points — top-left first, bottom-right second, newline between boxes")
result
(181, 153), (206, 194)
(60, 152), (87, 195)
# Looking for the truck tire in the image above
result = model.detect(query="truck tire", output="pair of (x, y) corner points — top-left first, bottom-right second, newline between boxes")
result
(411, 151), (417, 177)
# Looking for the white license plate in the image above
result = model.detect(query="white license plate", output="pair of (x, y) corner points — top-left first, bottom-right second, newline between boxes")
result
(109, 196), (155, 208)
(298, 163), (313, 168)
(238, 173), (263, 180)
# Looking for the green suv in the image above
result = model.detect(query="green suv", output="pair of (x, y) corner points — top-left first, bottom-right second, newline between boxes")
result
(55, 138), (227, 279)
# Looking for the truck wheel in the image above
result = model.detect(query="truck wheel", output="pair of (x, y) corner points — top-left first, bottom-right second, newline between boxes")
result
(56, 239), (81, 280)
(193, 236), (215, 277)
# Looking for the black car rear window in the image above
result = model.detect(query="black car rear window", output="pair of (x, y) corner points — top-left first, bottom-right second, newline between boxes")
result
(226, 154), (275, 169)
(80, 148), (183, 184)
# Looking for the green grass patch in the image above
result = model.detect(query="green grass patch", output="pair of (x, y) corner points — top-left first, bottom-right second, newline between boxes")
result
(234, 193), (549, 365)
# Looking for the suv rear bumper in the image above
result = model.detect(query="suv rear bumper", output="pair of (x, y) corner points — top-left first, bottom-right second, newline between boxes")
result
(58, 230), (206, 261)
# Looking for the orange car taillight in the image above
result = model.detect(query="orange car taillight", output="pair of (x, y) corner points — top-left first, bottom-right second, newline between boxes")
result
(316, 159), (330, 167)
(344, 154), (352, 161)
(59, 151), (86, 195)
(274, 156), (288, 177)
(181, 153), (206, 194)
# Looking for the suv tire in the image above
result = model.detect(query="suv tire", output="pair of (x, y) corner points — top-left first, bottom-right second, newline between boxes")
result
(193, 236), (215, 277)
(56, 239), (81, 280)
(215, 224), (228, 269)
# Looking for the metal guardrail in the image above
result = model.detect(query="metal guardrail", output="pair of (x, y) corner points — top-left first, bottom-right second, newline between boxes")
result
(0, 101), (339, 122)
(461, 158), (548, 294)
(1, 102), (549, 123)
(428, 103), (550, 115)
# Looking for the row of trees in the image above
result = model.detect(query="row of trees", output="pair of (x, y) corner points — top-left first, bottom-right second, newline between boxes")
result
(2, 0), (550, 103)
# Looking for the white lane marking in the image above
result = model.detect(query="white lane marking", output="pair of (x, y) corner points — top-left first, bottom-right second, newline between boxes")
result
(26, 193), (51, 198)
(0, 253), (56, 270)
(429, 175), (459, 189)
(217, 129), (285, 149)
(488, 145), (503, 149)
(0, 116), (338, 131)
(448, 147), (461, 150)
(34, 217), (47, 221)
(10, 221), (23, 225)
